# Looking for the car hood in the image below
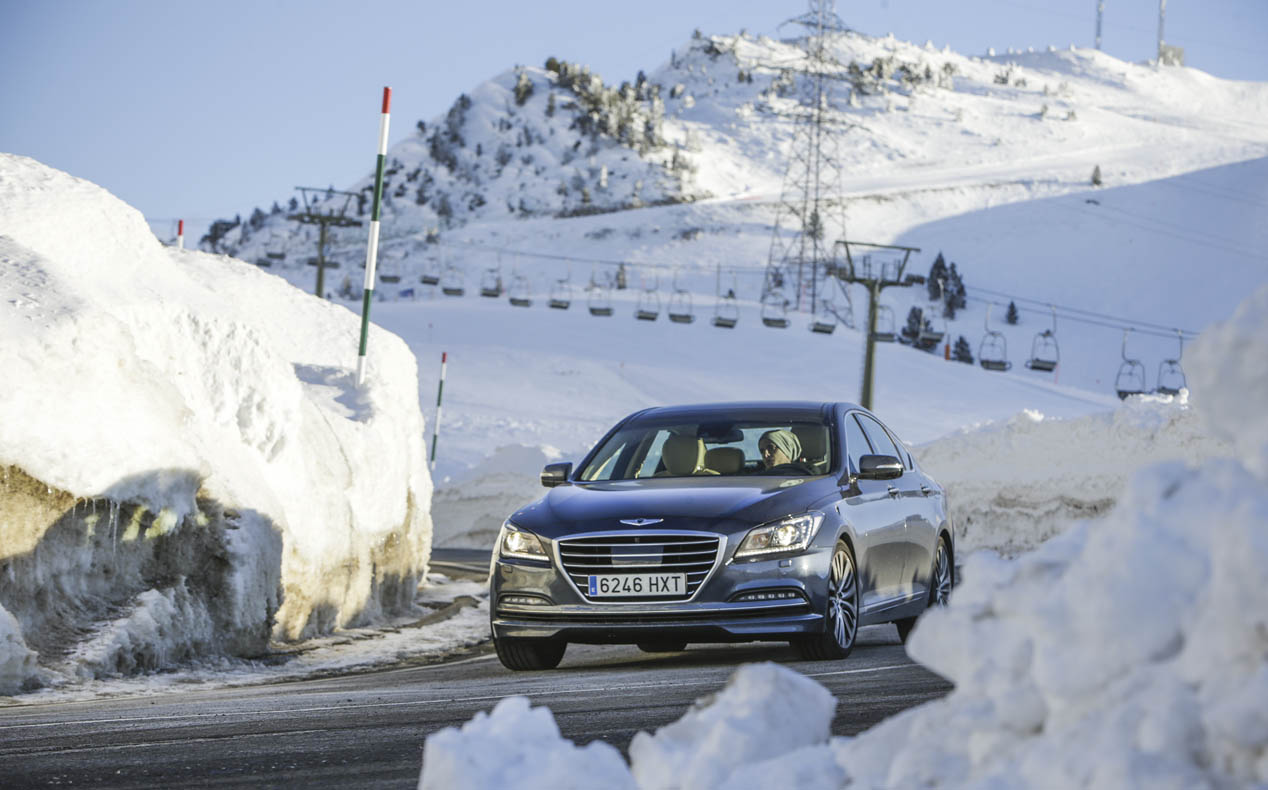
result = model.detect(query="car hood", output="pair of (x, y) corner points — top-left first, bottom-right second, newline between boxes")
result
(510, 476), (835, 539)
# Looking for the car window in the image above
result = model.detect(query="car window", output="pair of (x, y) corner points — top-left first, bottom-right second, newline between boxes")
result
(844, 413), (873, 474)
(581, 436), (634, 481)
(634, 432), (671, 478)
(576, 418), (833, 479)
(855, 414), (901, 461)
(884, 427), (914, 470)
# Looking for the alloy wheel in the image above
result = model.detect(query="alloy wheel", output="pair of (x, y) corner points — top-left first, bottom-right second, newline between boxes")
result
(932, 537), (952, 607)
(827, 544), (859, 650)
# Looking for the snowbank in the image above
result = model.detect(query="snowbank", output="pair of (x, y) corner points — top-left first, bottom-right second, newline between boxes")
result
(628, 662), (840, 790)
(915, 395), (1229, 556)
(419, 695), (635, 790)
(417, 662), (840, 790)
(0, 155), (433, 693)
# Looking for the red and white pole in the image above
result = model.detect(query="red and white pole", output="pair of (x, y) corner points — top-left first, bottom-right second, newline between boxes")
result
(430, 351), (447, 471)
(356, 86), (392, 387)
(177, 219), (184, 250)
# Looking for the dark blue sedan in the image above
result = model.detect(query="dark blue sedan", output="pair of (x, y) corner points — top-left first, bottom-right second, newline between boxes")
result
(489, 401), (955, 670)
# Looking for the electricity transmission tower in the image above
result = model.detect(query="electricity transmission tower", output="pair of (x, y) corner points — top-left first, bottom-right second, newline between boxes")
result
(761, 0), (854, 324)
(287, 187), (363, 298)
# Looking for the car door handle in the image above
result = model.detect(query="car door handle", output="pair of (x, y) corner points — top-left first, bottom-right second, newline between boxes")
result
(920, 485), (932, 496)
(887, 485), (900, 498)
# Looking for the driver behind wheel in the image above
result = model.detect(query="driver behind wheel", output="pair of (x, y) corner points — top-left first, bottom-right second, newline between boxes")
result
(758, 429), (801, 470)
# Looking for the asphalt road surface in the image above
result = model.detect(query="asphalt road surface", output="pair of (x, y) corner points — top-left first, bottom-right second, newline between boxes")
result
(0, 553), (953, 788)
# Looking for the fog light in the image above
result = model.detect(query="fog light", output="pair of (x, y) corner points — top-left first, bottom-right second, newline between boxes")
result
(501, 594), (551, 606)
(733, 590), (804, 603)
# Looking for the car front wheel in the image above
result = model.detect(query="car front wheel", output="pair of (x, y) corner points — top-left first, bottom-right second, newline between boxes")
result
(794, 540), (858, 661)
(494, 636), (567, 671)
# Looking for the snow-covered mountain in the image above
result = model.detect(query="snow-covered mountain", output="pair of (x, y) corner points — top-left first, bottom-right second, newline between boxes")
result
(198, 29), (1267, 401)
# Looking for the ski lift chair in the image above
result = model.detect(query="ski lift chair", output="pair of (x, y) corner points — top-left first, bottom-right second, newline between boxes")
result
(1155, 329), (1187, 396)
(978, 305), (1012, 371)
(440, 264), (465, 296)
(480, 267), (503, 298)
(635, 285), (660, 321)
(1115, 329), (1148, 399)
(587, 283), (614, 316)
(1024, 305), (1059, 372)
(761, 292), (789, 328)
(508, 274), (533, 307)
(420, 260), (442, 286)
(549, 278), (572, 310)
(809, 298), (837, 334)
(378, 261), (401, 284)
(712, 293), (739, 328)
(668, 289), (695, 324)
(872, 304), (897, 343)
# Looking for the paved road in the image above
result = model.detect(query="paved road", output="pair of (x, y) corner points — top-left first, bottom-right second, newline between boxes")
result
(0, 633), (950, 789)
(0, 551), (953, 788)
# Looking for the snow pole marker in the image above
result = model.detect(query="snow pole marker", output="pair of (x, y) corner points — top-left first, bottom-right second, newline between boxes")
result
(177, 219), (184, 250)
(356, 86), (392, 388)
(430, 352), (447, 471)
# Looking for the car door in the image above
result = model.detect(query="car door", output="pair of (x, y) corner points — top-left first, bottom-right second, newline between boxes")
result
(839, 410), (908, 609)
(882, 419), (938, 600)
(854, 413), (929, 603)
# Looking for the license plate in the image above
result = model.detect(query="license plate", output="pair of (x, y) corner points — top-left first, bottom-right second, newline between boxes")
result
(587, 573), (686, 597)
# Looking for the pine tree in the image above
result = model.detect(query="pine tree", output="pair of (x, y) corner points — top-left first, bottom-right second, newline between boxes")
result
(1006, 300), (1019, 325)
(947, 263), (967, 309)
(902, 306), (924, 343)
(953, 335), (974, 364)
(1091, 164), (1102, 187)
(927, 252), (948, 301)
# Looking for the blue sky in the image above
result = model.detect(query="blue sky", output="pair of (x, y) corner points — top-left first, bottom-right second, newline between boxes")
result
(2, 0), (1265, 240)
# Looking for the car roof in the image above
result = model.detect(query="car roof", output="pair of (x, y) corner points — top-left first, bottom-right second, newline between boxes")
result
(627, 401), (860, 425)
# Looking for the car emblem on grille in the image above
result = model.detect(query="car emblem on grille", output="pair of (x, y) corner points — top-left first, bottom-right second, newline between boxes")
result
(618, 518), (664, 526)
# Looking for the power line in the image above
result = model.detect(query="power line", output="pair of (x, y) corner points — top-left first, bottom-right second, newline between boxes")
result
(965, 288), (1197, 338)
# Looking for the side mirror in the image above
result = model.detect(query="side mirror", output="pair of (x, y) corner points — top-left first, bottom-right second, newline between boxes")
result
(858, 454), (903, 480)
(541, 462), (573, 488)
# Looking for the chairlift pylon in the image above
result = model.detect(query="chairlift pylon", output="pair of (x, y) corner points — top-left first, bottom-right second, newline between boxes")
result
(1025, 305), (1060, 372)
(1155, 329), (1187, 396)
(1115, 328), (1148, 399)
(761, 291), (789, 328)
(979, 304), (1012, 371)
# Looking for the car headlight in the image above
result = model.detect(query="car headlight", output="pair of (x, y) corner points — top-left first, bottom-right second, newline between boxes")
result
(498, 521), (548, 561)
(734, 512), (825, 559)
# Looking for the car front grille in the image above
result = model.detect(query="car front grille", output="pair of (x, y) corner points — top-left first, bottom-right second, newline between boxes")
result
(557, 533), (721, 602)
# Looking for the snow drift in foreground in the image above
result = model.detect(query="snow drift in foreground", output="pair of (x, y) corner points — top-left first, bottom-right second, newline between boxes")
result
(0, 155), (433, 694)
(417, 286), (1268, 788)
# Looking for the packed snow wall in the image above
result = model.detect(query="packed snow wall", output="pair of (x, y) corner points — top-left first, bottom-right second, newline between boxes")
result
(915, 397), (1230, 556)
(0, 155), (433, 693)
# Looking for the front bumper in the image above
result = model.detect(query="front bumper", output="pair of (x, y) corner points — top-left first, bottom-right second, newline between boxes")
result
(490, 545), (832, 644)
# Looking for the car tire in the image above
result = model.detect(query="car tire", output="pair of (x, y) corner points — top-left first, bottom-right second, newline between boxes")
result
(494, 636), (567, 671)
(794, 540), (859, 661)
(895, 533), (953, 645)
(635, 641), (687, 653)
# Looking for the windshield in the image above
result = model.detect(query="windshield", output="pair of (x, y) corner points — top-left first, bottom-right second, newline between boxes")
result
(577, 418), (833, 480)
